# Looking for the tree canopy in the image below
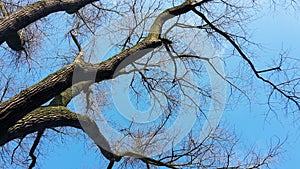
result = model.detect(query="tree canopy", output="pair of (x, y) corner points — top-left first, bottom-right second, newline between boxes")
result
(0, 0), (299, 168)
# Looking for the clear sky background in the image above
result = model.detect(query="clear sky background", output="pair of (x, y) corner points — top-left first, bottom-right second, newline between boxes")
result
(222, 5), (300, 169)
(11, 3), (299, 169)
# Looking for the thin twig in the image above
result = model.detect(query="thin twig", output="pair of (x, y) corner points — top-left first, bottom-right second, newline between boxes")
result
(28, 130), (44, 169)
(192, 8), (300, 109)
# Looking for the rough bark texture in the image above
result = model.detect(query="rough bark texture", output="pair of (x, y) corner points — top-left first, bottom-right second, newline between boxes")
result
(0, 0), (211, 146)
(0, 105), (121, 161)
(0, 63), (76, 135)
(0, 38), (162, 136)
(0, 1), (296, 168)
(0, 0), (97, 44)
(0, 106), (81, 146)
(0, 0), (207, 151)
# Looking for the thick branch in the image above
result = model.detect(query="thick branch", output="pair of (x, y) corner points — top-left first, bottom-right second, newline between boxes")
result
(148, 0), (210, 38)
(0, 0), (97, 44)
(0, 106), (81, 146)
(0, 106), (122, 163)
(0, 63), (76, 134)
(0, 38), (162, 134)
(0, 0), (211, 141)
(0, 1), (24, 51)
(50, 80), (93, 106)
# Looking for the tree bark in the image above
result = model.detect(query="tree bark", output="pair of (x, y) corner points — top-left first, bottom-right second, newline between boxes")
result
(0, 106), (84, 146)
(0, 105), (121, 161)
(0, 0), (97, 44)
(0, 0), (208, 144)
(0, 39), (162, 136)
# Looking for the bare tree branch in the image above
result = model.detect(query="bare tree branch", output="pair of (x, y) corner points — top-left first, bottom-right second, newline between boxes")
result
(28, 130), (44, 169)
(0, 0), (97, 45)
(192, 8), (300, 109)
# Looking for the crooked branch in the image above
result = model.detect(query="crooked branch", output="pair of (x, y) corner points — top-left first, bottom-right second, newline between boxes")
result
(192, 8), (300, 109)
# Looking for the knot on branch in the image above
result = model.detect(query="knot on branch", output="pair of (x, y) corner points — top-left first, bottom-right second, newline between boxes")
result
(161, 38), (172, 45)
(65, 4), (81, 14)
(6, 32), (25, 51)
(99, 147), (122, 162)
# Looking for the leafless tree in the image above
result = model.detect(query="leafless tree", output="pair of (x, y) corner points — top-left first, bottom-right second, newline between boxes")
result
(0, 0), (298, 168)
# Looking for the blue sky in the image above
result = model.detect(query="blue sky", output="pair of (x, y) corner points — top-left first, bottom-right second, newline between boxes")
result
(42, 9), (300, 169)
(222, 6), (300, 169)
(5, 2), (299, 169)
